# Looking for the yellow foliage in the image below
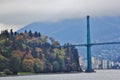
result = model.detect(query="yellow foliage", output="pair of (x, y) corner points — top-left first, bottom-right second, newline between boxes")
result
(34, 58), (45, 67)
(15, 35), (23, 41)
(0, 55), (8, 61)
(53, 48), (65, 56)
(24, 53), (33, 59)
(11, 50), (25, 58)
(35, 47), (42, 53)
(0, 39), (6, 44)
(22, 59), (34, 72)
(58, 55), (64, 60)
(22, 33), (29, 39)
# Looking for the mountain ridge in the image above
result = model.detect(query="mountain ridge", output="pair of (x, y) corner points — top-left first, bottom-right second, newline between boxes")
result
(18, 17), (120, 61)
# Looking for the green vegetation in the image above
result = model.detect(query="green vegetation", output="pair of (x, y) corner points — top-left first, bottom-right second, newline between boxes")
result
(0, 72), (6, 77)
(17, 72), (34, 76)
(0, 29), (82, 76)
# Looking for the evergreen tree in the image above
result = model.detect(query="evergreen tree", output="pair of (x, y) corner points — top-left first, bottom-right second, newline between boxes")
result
(29, 30), (33, 38)
(9, 53), (21, 74)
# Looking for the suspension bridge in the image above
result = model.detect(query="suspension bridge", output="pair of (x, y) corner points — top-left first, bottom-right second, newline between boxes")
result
(57, 16), (120, 72)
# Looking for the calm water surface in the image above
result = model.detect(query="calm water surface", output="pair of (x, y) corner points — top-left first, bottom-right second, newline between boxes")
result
(0, 70), (120, 80)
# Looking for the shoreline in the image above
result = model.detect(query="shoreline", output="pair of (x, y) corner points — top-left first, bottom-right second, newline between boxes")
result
(0, 71), (83, 77)
(1, 69), (120, 77)
(0, 70), (120, 80)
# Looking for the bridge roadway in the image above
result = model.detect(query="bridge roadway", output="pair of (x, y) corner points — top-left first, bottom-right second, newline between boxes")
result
(71, 42), (120, 47)
(56, 42), (120, 48)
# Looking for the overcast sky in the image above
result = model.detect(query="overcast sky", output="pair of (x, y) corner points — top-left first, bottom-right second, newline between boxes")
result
(0, 0), (120, 31)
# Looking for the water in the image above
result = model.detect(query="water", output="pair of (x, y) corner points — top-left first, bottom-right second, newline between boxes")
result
(0, 70), (120, 80)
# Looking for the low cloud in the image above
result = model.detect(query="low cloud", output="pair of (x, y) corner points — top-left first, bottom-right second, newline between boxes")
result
(0, 23), (21, 32)
(0, 0), (120, 31)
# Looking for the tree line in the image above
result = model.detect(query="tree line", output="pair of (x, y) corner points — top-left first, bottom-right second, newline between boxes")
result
(0, 29), (82, 75)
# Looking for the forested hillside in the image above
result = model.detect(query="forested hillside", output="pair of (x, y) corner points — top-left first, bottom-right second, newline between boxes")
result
(0, 29), (82, 75)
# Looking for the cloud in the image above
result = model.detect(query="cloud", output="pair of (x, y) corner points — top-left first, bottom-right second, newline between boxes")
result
(0, 0), (120, 31)
(0, 23), (21, 32)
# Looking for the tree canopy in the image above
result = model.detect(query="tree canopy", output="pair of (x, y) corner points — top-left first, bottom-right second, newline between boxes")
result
(0, 29), (82, 74)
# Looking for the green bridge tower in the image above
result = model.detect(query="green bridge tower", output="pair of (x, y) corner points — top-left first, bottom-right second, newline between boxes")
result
(85, 16), (94, 72)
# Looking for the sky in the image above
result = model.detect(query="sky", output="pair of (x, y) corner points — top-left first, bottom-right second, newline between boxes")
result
(0, 0), (120, 32)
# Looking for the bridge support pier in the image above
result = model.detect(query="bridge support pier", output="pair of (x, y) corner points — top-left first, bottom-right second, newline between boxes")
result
(85, 45), (94, 72)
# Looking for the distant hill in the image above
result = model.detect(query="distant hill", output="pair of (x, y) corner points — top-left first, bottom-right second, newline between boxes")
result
(18, 17), (120, 61)
(18, 17), (120, 44)
(18, 19), (86, 44)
